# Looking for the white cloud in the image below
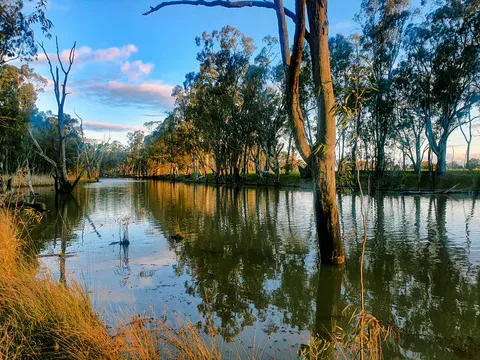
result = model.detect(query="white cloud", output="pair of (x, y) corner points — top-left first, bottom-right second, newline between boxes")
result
(81, 80), (174, 109)
(37, 44), (138, 66)
(83, 121), (144, 132)
(121, 60), (155, 80)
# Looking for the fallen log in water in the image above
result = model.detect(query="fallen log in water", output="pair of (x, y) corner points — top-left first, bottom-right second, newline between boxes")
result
(0, 198), (47, 212)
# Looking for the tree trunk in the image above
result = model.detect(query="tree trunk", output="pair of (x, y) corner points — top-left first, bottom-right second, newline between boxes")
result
(436, 142), (447, 176)
(352, 138), (358, 174)
(306, 0), (345, 264)
(285, 132), (293, 175)
(57, 108), (73, 193)
(414, 138), (421, 175)
(375, 134), (386, 181)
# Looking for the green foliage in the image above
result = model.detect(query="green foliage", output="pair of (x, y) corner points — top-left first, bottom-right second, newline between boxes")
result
(466, 158), (480, 170)
(0, 0), (53, 64)
(142, 27), (289, 180)
(0, 64), (46, 174)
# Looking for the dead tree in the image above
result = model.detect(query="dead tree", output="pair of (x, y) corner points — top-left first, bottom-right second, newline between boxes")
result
(29, 38), (83, 194)
(74, 110), (110, 181)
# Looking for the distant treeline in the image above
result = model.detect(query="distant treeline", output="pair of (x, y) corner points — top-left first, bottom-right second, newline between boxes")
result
(114, 0), (479, 182)
(0, 0), (478, 187)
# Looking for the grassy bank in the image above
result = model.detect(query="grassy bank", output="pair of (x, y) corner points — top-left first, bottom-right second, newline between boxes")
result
(6, 174), (55, 188)
(146, 172), (308, 188)
(146, 170), (480, 192)
(0, 209), (221, 360)
(3, 173), (101, 189)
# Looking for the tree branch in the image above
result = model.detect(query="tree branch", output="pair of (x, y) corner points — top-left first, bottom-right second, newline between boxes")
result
(286, 0), (311, 163)
(27, 128), (58, 170)
(144, 0), (290, 17)
(143, 0), (310, 40)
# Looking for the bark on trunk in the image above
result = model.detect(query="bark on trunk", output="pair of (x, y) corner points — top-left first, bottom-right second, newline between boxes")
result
(306, 0), (345, 264)
(436, 142), (447, 176)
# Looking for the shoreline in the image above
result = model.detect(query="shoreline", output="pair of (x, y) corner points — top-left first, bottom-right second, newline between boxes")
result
(122, 170), (480, 194)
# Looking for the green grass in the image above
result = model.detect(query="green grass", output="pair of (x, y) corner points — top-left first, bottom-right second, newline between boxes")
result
(368, 170), (480, 191)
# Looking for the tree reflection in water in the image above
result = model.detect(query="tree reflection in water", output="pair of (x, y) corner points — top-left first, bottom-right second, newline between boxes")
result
(30, 181), (480, 359)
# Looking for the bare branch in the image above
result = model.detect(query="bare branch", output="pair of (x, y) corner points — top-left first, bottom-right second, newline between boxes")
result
(27, 128), (58, 170)
(39, 41), (60, 102)
(56, 36), (67, 74)
(144, 0), (294, 18)
(143, 0), (311, 40)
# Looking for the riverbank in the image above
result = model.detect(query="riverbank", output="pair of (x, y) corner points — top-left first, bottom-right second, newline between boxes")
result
(1, 174), (99, 190)
(143, 170), (480, 193)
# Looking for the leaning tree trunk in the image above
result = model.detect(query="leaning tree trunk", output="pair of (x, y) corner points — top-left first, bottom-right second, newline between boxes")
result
(306, 0), (345, 264)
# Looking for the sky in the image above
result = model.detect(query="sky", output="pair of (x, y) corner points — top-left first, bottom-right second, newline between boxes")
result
(28, 0), (479, 162)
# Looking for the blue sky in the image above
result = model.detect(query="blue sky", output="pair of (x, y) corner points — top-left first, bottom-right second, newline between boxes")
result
(30, 0), (358, 142)
(30, 0), (478, 161)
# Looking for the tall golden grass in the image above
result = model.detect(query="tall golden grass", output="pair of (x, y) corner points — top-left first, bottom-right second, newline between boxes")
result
(0, 209), (221, 360)
(6, 174), (55, 188)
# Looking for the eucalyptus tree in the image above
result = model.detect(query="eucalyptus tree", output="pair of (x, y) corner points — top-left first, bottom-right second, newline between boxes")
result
(169, 86), (210, 177)
(392, 57), (428, 175)
(126, 130), (147, 176)
(460, 105), (479, 174)
(404, 0), (480, 175)
(245, 37), (287, 180)
(0, 64), (45, 174)
(144, 0), (346, 264)
(102, 141), (128, 177)
(188, 26), (255, 180)
(356, 0), (412, 180)
(329, 34), (354, 167)
(0, 0), (53, 65)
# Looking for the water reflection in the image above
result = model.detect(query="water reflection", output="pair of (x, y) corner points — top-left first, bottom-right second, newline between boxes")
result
(31, 180), (480, 359)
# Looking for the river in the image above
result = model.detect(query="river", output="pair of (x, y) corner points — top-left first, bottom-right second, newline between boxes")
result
(30, 179), (480, 359)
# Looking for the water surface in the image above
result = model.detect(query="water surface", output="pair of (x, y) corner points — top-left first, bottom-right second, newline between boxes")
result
(31, 179), (480, 359)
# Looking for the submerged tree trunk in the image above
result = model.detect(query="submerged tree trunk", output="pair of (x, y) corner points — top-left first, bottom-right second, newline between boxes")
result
(314, 264), (344, 357)
(306, 0), (345, 264)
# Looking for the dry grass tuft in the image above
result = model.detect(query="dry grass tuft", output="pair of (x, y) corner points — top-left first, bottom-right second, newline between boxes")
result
(299, 306), (397, 360)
